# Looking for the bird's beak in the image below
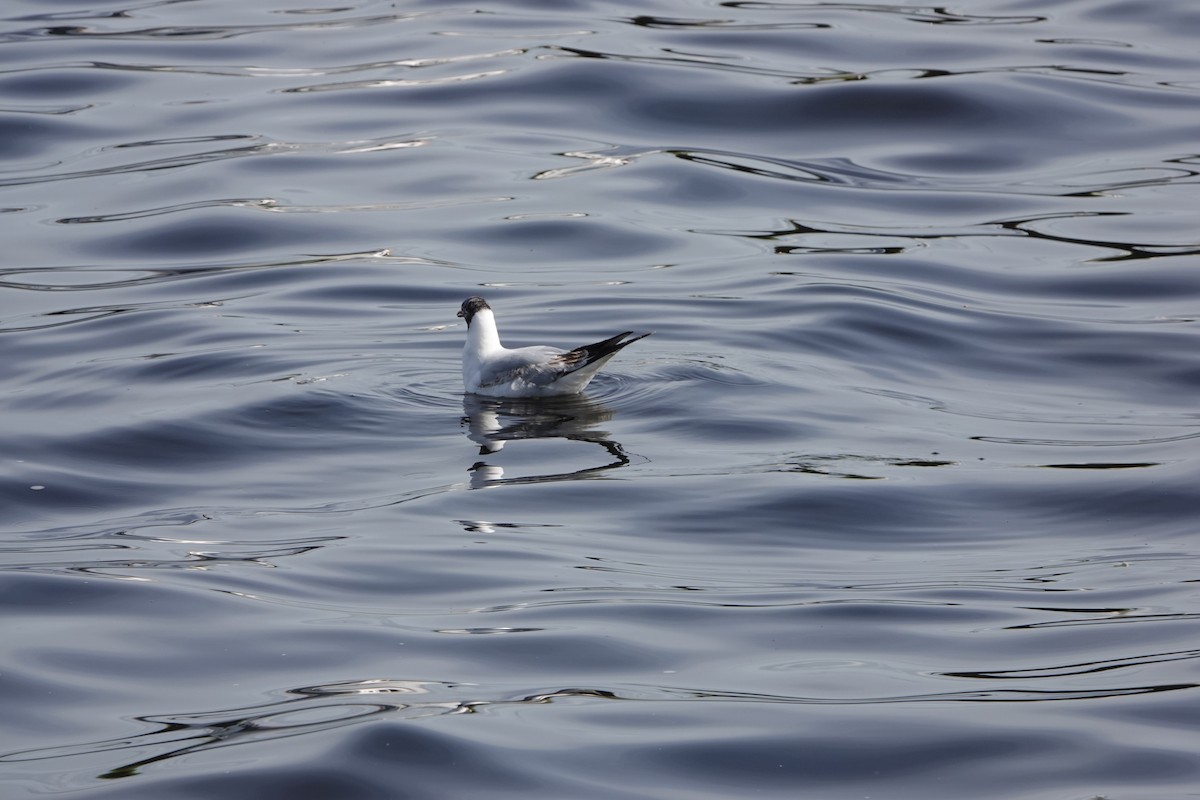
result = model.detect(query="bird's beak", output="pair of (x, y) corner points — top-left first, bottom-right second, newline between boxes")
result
(456, 310), (464, 318)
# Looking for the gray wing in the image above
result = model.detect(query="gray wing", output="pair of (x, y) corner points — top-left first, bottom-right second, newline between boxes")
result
(477, 346), (568, 388)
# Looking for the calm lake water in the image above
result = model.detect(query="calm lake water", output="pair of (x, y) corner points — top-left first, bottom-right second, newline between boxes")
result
(3, 1), (1199, 797)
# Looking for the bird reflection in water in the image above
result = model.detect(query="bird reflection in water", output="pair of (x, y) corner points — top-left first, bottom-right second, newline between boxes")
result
(461, 393), (637, 488)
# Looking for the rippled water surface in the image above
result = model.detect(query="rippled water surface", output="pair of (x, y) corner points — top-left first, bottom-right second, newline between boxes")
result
(3, 1), (1199, 797)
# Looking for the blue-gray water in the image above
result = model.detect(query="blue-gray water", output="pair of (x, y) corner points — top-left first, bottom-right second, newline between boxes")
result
(3, 1), (1199, 797)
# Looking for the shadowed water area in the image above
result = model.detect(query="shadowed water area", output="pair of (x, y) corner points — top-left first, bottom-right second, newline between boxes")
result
(2, 1), (1199, 798)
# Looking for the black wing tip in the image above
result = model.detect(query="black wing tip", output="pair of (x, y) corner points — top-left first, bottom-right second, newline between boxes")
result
(557, 329), (653, 370)
(607, 331), (653, 350)
(594, 330), (653, 348)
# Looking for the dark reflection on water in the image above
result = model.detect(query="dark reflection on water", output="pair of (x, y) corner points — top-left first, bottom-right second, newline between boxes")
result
(462, 393), (637, 488)
(4, 0), (1200, 798)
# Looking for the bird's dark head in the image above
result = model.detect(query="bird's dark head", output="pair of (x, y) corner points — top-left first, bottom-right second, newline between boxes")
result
(457, 296), (491, 326)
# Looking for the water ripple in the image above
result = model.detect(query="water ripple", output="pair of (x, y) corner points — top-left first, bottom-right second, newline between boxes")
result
(3, 667), (1190, 789)
(3, 10), (445, 43)
(4, 2), (1200, 798)
(0, 132), (431, 188)
(719, 3), (1046, 27)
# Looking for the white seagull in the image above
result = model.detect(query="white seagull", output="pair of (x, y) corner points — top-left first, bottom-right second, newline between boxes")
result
(457, 296), (651, 398)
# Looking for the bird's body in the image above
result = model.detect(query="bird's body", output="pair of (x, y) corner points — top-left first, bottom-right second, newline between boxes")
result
(457, 297), (651, 398)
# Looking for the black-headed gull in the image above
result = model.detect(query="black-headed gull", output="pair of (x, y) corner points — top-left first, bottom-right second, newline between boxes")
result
(457, 296), (651, 398)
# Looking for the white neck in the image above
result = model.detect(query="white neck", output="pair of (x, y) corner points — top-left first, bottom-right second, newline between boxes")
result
(465, 307), (503, 356)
